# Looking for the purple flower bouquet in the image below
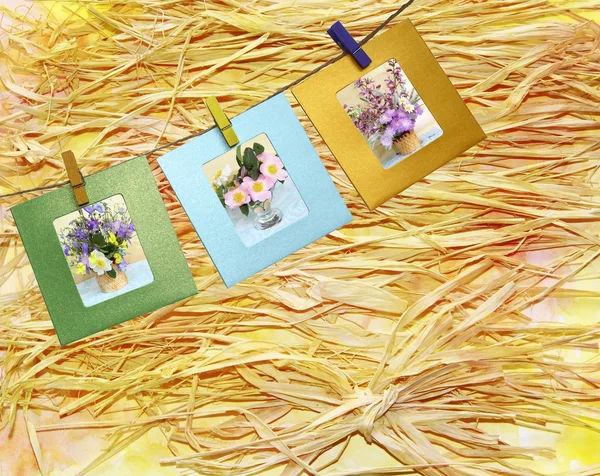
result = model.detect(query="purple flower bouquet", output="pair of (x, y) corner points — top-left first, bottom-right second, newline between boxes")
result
(59, 200), (136, 293)
(344, 59), (424, 156)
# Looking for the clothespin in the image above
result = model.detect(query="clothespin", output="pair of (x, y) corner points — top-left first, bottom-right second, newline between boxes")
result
(62, 150), (89, 206)
(205, 96), (239, 147)
(327, 21), (372, 69)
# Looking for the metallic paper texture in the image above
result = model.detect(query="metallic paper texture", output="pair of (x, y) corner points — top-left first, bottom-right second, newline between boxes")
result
(292, 20), (487, 210)
(11, 156), (197, 345)
(158, 93), (353, 287)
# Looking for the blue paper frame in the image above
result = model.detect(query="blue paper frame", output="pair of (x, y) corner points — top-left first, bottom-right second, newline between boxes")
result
(159, 93), (353, 287)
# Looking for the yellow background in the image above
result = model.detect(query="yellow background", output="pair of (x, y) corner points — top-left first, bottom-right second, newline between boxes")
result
(1, 0), (599, 475)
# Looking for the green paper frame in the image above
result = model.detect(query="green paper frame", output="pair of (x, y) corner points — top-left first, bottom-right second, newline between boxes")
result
(11, 156), (197, 346)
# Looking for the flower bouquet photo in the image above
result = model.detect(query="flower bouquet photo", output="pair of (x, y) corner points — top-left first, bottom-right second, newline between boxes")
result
(161, 93), (348, 286)
(58, 200), (137, 294)
(54, 193), (155, 307)
(201, 133), (309, 249)
(54, 194), (154, 307)
(213, 142), (289, 231)
(339, 58), (444, 167)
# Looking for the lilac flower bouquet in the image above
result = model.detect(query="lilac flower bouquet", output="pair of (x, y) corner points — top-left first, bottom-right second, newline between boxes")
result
(344, 59), (424, 155)
(59, 200), (136, 289)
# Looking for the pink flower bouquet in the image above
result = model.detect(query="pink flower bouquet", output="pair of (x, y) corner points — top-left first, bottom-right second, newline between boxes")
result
(212, 143), (288, 230)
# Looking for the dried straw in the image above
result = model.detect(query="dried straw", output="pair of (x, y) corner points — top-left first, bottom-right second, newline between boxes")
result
(1, 0), (600, 475)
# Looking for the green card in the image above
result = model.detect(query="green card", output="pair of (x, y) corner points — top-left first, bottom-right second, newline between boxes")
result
(11, 156), (197, 346)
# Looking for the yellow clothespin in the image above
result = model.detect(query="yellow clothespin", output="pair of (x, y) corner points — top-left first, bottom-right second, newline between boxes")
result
(205, 96), (239, 147)
(62, 150), (89, 206)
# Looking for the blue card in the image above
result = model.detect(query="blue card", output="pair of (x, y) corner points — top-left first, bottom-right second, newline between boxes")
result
(159, 93), (353, 287)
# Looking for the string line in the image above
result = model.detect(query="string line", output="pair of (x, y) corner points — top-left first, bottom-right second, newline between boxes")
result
(0, 0), (415, 200)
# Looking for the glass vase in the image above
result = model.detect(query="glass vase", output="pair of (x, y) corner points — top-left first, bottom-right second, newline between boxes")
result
(250, 199), (283, 231)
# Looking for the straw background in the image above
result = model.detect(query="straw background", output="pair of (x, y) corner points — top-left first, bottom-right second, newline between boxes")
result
(1, 0), (600, 474)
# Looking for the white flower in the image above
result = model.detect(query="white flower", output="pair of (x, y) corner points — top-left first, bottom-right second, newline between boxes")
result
(404, 103), (415, 113)
(398, 96), (408, 105)
(214, 164), (235, 187)
(89, 250), (112, 275)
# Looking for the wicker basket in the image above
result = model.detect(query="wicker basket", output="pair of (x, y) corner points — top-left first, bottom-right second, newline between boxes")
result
(96, 268), (128, 293)
(392, 130), (421, 156)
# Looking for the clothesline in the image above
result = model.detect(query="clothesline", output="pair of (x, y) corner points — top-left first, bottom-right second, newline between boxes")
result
(0, 0), (415, 200)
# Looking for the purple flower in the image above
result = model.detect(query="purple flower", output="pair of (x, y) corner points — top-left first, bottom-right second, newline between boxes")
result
(379, 109), (395, 124)
(384, 125), (397, 137)
(393, 109), (408, 120)
(398, 117), (414, 132)
(58, 199), (136, 272)
(346, 59), (421, 150)
(117, 222), (128, 239)
(380, 134), (393, 149)
(380, 126), (395, 148)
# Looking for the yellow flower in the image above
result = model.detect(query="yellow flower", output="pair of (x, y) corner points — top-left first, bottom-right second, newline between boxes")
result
(107, 232), (118, 245)
(234, 191), (246, 203)
(76, 263), (86, 274)
(114, 253), (122, 264)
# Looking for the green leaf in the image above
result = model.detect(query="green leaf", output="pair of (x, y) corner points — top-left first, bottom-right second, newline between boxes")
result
(252, 142), (265, 156)
(243, 147), (257, 171)
(106, 269), (117, 279)
(250, 167), (260, 180)
(91, 233), (107, 248)
(216, 185), (225, 201)
(239, 204), (249, 217)
(235, 146), (243, 166)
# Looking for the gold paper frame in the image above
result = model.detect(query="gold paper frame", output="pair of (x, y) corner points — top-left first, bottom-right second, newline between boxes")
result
(292, 20), (486, 210)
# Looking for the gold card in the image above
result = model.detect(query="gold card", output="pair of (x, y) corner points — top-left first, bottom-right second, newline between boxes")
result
(292, 20), (486, 210)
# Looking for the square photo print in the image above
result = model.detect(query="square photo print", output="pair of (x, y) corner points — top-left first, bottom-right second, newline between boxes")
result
(53, 194), (153, 307)
(203, 133), (308, 247)
(337, 58), (443, 169)
(11, 156), (197, 345)
(292, 20), (487, 210)
(158, 93), (352, 288)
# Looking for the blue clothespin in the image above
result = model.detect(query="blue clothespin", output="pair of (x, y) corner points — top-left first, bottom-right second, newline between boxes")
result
(327, 21), (372, 69)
